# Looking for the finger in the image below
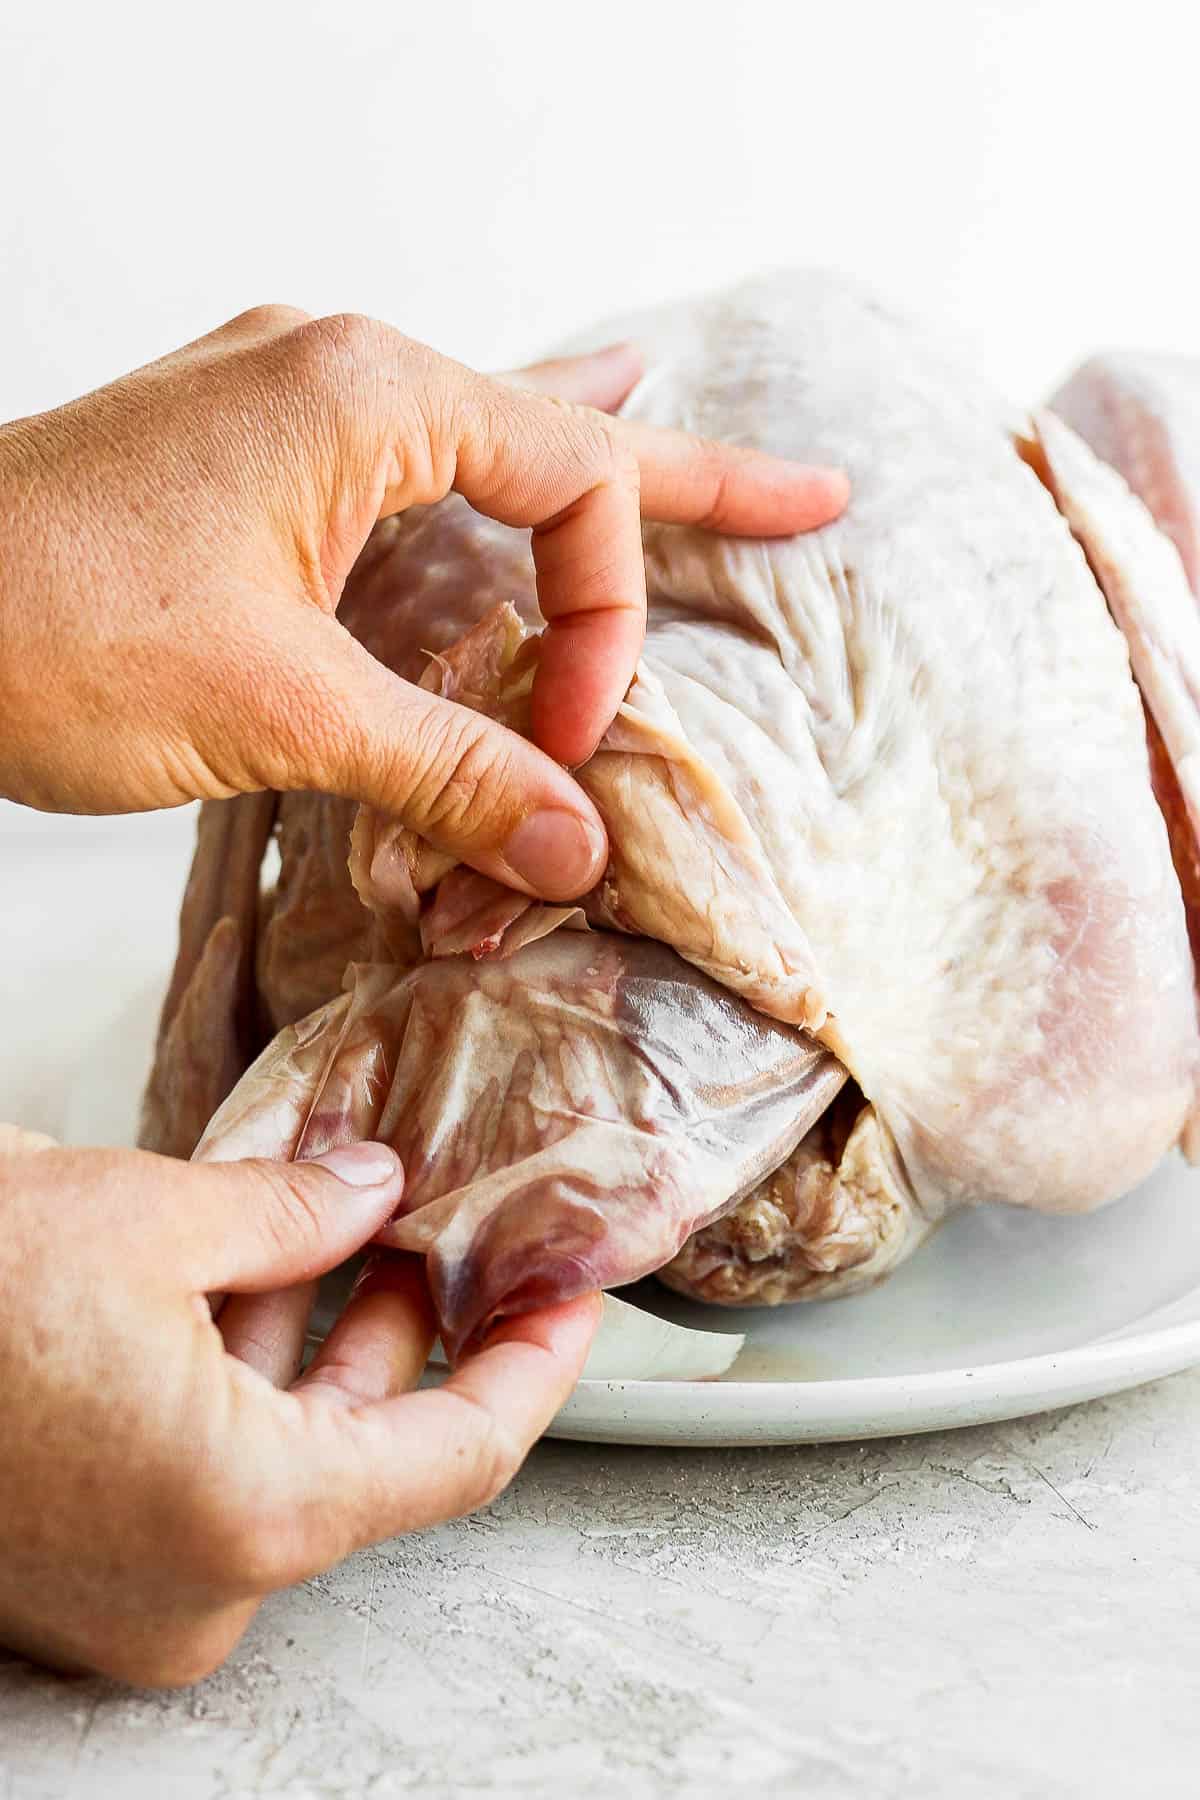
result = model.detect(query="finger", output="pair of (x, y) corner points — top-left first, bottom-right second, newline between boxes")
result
(174, 1141), (405, 1293)
(468, 356), (848, 538)
(293, 1252), (435, 1408)
(257, 610), (608, 899)
(219, 1281), (318, 1387)
(525, 428), (848, 764)
(413, 373), (646, 768)
(529, 471), (648, 766)
(299, 322), (848, 774)
(331, 1289), (600, 1537)
(0, 1141), (401, 1326)
(497, 342), (644, 412)
(438, 367), (848, 765)
(272, 1290), (601, 1573)
(609, 415), (851, 536)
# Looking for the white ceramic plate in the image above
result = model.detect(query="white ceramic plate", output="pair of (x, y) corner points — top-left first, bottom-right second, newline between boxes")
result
(65, 956), (1200, 1448)
(305, 1153), (1200, 1447)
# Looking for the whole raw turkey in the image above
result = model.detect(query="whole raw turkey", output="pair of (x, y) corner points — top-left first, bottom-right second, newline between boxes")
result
(143, 271), (1200, 1354)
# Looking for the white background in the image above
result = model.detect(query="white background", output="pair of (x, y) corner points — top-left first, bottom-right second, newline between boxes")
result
(2, 0), (1199, 1129)
(3, 0), (1198, 418)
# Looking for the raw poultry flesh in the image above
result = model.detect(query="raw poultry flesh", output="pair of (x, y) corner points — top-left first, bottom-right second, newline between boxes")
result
(145, 272), (1200, 1352)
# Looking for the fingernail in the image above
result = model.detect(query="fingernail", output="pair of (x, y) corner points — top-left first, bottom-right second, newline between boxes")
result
(502, 809), (606, 898)
(308, 1142), (401, 1188)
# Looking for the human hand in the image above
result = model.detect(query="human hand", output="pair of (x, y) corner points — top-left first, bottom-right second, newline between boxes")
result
(0, 306), (847, 899)
(0, 1124), (598, 1686)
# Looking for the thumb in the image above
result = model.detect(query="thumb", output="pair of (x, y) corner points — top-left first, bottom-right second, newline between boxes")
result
(180, 1141), (405, 1294)
(262, 612), (608, 901)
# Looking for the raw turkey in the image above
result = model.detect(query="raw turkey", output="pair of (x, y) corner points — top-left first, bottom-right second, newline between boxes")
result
(145, 272), (1200, 1353)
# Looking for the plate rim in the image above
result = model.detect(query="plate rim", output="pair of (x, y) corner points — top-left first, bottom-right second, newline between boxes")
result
(543, 1313), (1200, 1444)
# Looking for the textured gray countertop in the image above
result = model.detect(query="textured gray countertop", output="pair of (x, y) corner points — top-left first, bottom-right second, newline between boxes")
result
(3, 1366), (1198, 1800)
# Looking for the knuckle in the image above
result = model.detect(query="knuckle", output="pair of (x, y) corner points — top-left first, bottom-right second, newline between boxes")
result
(471, 373), (518, 449)
(499, 393), (620, 494)
(283, 311), (393, 394)
(402, 711), (516, 841)
(272, 315), (419, 491)
(571, 411), (637, 491)
(230, 301), (312, 337)
(557, 405), (609, 471)
(697, 460), (734, 531)
(249, 1161), (331, 1269)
